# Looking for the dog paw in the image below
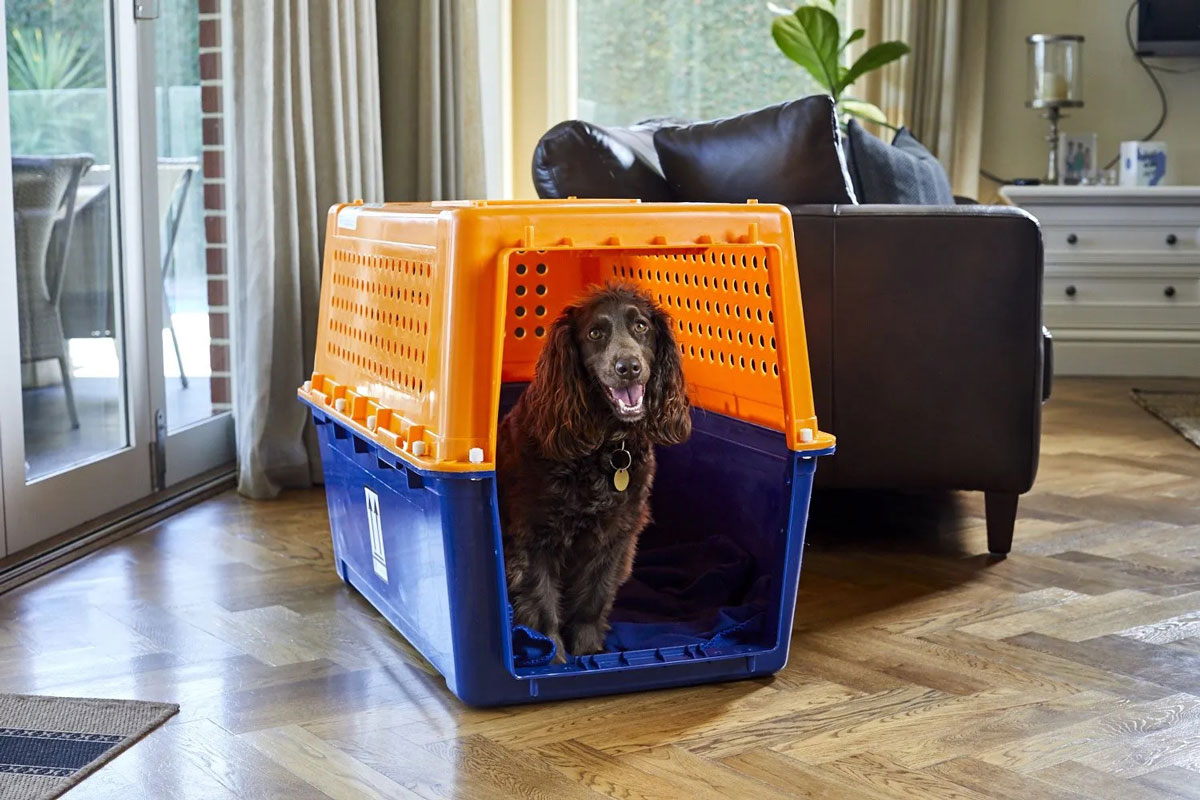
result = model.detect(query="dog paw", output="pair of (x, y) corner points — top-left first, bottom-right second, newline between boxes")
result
(550, 635), (569, 664)
(567, 623), (607, 655)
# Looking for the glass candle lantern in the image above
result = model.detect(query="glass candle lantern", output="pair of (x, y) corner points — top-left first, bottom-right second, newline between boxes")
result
(1027, 34), (1084, 108)
(1025, 34), (1084, 183)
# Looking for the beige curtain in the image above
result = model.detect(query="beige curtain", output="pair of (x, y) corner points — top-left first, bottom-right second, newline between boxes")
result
(230, 0), (385, 499)
(377, 0), (486, 200)
(850, 0), (989, 199)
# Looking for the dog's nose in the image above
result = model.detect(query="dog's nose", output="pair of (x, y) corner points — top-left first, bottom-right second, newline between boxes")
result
(614, 357), (642, 379)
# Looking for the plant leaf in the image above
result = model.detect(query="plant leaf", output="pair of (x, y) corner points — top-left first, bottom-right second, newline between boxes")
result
(841, 28), (865, 52)
(807, 0), (836, 13)
(838, 41), (910, 94)
(771, 6), (842, 95)
(7, 26), (101, 91)
(840, 99), (889, 125)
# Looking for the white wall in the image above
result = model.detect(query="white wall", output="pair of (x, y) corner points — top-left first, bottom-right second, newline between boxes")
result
(510, 0), (576, 199)
(981, 0), (1200, 200)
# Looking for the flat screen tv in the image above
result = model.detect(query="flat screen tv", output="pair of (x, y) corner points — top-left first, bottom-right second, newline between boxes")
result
(1138, 0), (1200, 57)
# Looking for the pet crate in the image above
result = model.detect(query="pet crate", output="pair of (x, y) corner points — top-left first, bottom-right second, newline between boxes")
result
(298, 199), (835, 706)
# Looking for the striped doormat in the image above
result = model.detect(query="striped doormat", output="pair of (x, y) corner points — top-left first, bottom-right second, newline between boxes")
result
(0, 694), (177, 800)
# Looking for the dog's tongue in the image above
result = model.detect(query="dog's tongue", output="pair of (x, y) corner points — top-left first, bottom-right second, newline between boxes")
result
(611, 384), (645, 407)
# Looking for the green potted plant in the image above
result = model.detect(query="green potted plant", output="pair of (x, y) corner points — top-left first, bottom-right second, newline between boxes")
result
(7, 27), (102, 155)
(770, 0), (909, 126)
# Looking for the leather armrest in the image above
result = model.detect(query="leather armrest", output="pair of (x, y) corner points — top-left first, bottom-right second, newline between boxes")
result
(789, 204), (1045, 493)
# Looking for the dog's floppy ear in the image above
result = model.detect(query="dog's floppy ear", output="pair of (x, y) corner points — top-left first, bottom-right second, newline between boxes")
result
(646, 304), (691, 446)
(524, 307), (604, 460)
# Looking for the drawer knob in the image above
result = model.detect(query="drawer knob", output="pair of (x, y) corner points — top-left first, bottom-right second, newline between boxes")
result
(1166, 233), (1178, 245)
(1066, 233), (1078, 245)
(1065, 284), (1077, 297)
(1165, 285), (1177, 298)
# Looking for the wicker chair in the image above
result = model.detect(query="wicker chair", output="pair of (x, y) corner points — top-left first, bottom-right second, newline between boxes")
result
(52, 158), (200, 390)
(12, 155), (94, 429)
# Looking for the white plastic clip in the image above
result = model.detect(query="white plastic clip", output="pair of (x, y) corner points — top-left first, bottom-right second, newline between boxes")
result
(799, 427), (814, 443)
(334, 398), (347, 413)
(468, 447), (484, 464)
(411, 441), (426, 457)
(302, 380), (311, 392)
(366, 415), (377, 431)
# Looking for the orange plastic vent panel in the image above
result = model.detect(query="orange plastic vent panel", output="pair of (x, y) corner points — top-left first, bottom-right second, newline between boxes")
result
(299, 199), (834, 471)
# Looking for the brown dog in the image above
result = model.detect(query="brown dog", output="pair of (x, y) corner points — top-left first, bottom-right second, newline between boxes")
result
(496, 284), (691, 661)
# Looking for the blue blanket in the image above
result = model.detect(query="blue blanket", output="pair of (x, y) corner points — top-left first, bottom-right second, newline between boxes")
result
(510, 534), (769, 667)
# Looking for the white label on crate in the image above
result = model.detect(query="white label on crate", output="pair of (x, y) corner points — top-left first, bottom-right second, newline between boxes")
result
(338, 206), (362, 230)
(364, 487), (387, 582)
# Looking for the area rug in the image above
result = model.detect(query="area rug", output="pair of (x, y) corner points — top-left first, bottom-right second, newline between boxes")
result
(1131, 389), (1200, 449)
(0, 694), (178, 800)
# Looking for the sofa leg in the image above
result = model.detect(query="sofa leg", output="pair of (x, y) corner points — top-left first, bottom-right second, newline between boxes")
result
(985, 492), (1018, 557)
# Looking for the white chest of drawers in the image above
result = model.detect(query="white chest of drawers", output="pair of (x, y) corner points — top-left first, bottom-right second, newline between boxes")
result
(1001, 185), (1200, 376)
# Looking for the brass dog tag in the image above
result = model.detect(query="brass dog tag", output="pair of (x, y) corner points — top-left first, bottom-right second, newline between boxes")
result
(613, 468), (630, 492)
(611, 441), (632, 492)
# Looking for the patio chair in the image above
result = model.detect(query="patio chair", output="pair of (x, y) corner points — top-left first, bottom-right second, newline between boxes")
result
(158, 158), (198, 389)
(13, 154), (94, 429)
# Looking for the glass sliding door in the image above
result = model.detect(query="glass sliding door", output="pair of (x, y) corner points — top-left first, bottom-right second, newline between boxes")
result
(0, 0), (233, 558)
(0, 0), (153, 554)
(153, 0), (233, 485)
(156, 0), (228, 434)
(7, 0), (130, 481)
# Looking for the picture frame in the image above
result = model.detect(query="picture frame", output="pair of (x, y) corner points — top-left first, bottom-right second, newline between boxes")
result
(1058, 132), (1097, 185)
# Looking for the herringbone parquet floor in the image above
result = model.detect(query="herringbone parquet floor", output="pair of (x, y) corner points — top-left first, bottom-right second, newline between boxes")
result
(2, 377), (1199, 799)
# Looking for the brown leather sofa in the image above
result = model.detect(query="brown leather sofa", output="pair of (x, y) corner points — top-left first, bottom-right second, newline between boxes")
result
(531, 111), (1050, 556)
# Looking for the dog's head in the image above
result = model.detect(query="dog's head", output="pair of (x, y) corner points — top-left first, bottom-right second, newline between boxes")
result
(525, 283), (691, 460)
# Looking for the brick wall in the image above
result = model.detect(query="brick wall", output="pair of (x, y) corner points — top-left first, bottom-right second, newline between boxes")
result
(199, 0), (230, 411)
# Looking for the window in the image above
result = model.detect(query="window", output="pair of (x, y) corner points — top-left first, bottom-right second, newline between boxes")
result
(576, 0), (845, 126)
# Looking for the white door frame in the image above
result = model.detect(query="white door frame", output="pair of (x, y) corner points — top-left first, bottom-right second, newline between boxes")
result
(134, 10), (167, 489)
(0, 0), (13, 558)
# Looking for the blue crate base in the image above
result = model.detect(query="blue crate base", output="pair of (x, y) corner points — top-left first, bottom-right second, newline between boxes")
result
(305, 387), (830, 707)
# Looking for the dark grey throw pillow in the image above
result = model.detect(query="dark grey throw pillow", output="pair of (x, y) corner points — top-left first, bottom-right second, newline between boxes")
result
(531, 119), (678, 201)
(844, 119), (954, 205)
(652, 96), (857, 205)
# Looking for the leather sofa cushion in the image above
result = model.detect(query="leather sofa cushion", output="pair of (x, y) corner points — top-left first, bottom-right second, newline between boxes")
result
(532, 119), (678, 201)
(652, 96), (856, 205)
(844, 119), (954, 204)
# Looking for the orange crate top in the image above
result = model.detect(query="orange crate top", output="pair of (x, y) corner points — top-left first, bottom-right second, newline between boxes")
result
(298, 199), (834, 471)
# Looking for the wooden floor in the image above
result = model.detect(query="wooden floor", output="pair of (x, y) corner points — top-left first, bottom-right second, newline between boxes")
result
(3, 377), (1200, 799)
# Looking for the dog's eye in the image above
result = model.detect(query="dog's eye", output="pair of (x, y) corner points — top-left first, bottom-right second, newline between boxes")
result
(632, 320), (649, 334)
(588, 328), (604, 340)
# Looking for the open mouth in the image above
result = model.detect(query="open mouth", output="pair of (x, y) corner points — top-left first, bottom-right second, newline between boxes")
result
(606, 383), (646, 417)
